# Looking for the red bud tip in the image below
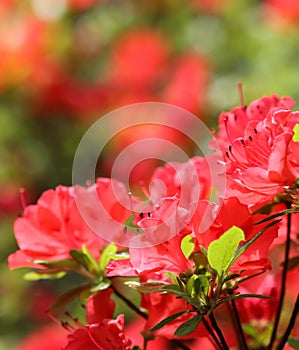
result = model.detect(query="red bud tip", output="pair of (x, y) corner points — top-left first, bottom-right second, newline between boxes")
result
(238, 82), (245, 109)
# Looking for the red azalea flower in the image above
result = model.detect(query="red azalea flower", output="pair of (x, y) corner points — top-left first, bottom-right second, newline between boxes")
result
(110, 29), (168, 89)
(64, 289), (132, 350)
(107, 196), (193, 277)
(73, 178), (150, 247)
(216, 94), (295, 151)
(150, 156), (212, 209)
(8, 185), (103, 269)
(162, 52), (210, 115)
(216, 95), (299, 207)
(265, 0), (299, 23)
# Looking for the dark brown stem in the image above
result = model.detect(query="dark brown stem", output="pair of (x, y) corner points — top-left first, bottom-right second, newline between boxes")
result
(276, 294), (299, 350)
(209, 312), (229, 350)
(202, 317), (223, 350)
(268, 208), (292, 349)
(111, 284), (148, 319)
(228, 300), (249, 350)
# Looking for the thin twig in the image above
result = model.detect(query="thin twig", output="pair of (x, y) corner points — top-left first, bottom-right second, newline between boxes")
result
(111, 284), (148, 319)
(276, 294), (299, 350)
(228, 300), (249, 350)
(202, 317), (223, 350)
(209, 312), (229, 350)
(268, 208), (292, 349)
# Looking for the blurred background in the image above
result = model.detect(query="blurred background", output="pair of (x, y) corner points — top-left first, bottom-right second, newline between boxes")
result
(1, 0), (299, 348)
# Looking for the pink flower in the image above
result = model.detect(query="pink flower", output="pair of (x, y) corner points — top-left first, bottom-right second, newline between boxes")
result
(64, 289), (132, 350)
(216, 95), (299, 207)
(107, 196), (193, 277)
(8, 185), (103, 269)
(73, 178), (149, 247)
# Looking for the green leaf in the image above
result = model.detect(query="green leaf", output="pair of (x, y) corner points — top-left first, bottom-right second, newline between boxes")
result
(181, 235), (195, 259)
(32, 258), (79, 270)
(90, 279), (111, 292)
(82, 245), (100, 273)
(293, 124), (299, 142)
(149, 310), (188, 332)
(51, 284), (91, 310)
(217, 293), (270, 306)
(161, 284), (185, 296)
(125, 281), (166, 294)
(186, 275), (209, 298)
(233, 220), (281, 263)
(70, 247), (99, 275)
(207, 226), (245, 276)
(99, 243), (118, 271)
(288, 337), (299, 349)
(174, 313), (203, 337)
(24, 271), (66, 281)
(254, 209), (298, 225)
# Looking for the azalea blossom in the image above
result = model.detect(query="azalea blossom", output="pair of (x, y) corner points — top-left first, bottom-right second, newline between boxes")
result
(8, 185), (103, 269)
(63, 289), (132, 350)
(216, 95), (299, 207)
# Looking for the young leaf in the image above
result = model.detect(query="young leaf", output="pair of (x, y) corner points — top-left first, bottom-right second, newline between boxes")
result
(181, 235), (195, 259)
(24, 271), (66, 281)
(99, 243), (118, 271)
(161, 284), (186, 296)
(186, 275), (209, 298)
(32, 258), (79, 270)
(69, 249), (93, 271)
(82, 245), (100, 274)
(174, 313), (203, 337)
(149, 310), (188, 332)
(90, 279), (111, 292)
(207, 226), (244, 276)
(293, 123), (299, 142)
(125, 281), (166, 294)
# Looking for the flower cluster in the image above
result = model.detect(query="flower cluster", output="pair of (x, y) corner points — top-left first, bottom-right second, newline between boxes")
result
(11, 93), (299, 349)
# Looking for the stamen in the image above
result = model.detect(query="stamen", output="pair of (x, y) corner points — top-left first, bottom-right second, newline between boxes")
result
(127, 192), (138, 221)
(139, 180), (151, 199)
